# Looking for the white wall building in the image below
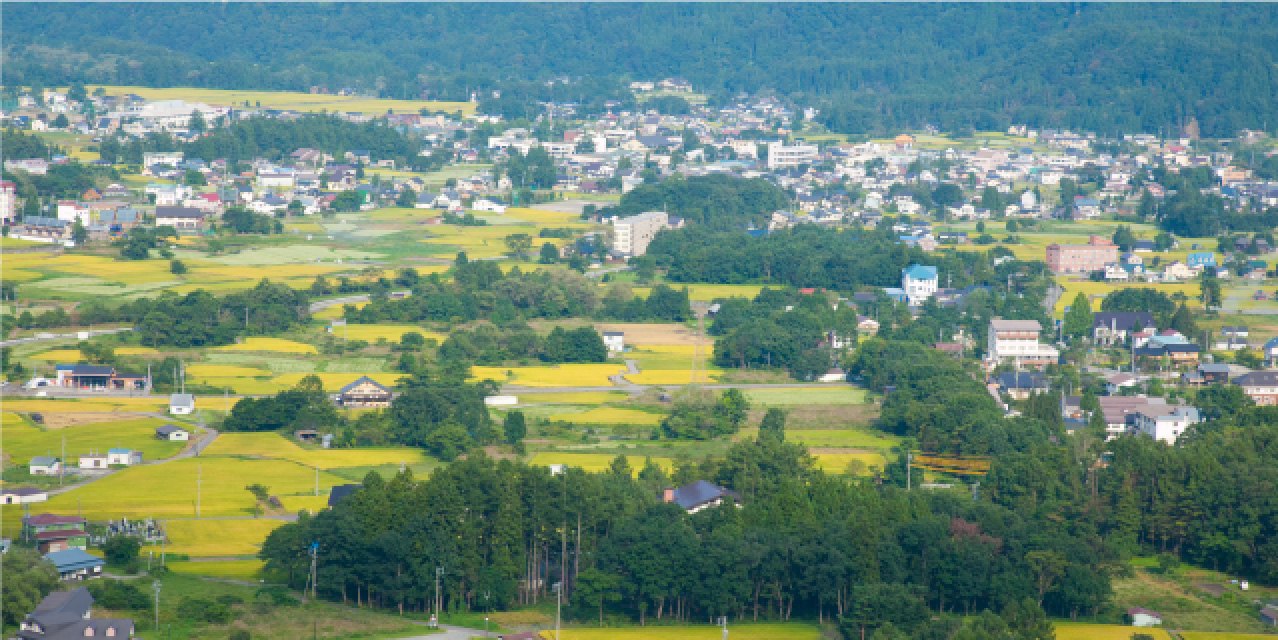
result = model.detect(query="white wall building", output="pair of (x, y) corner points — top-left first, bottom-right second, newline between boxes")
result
(901, 264), (939, 306)
(767, 142), (819, 169)
(1132, 406), (1201, 444)
(143, 151), (185, 169)
(611, 211), (668, 257)
(985, 319), (1059, 369)
(602, 331), (625, 352)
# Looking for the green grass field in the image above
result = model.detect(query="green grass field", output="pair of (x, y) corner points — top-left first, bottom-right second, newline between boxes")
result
(165, 559), (265, 580)
(742, 388), (870, 406)
(544, 407), (664, 426)
(203, 433), (432, 470)
(1, 416), (187, 466)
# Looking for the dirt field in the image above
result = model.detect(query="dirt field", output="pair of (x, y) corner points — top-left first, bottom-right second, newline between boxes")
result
(38, 412), (157, 429)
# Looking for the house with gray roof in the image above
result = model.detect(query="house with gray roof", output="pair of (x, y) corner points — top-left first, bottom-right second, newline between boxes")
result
(17, 586), (134, 639)
(661, 480), (742, 514)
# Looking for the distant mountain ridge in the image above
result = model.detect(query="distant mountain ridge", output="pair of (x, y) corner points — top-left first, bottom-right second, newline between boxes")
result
(5, 3), (1277, 136)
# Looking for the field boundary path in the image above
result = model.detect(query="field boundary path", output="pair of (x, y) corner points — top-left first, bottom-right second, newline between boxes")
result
(309, 295), (371, 314)
(1, 327), (133, 348)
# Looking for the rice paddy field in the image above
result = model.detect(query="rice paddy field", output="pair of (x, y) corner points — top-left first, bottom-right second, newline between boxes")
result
(143, 519), (286, 557)
(203, 432), (431, 469)
(1, 416), (188, 465)
(1179, 634), (1277, 640)
(165, 559), (266, 580)
(0, 397), (172, 413)
(630, 284), (768, 302)
(519, 392), (631, 405)
(322, 323), (447, 343)
(742, 388), (870, 406)
(540, 623), (821, 640)
(88, 85), (475, 116)
(33, 456), (350, 520)
(1053, 623), (1171, 640)
(471, 364), (628, 387)
(214, 337), (318, 354)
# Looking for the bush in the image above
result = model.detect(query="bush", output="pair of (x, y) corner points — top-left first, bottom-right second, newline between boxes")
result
(229, 631), (251, 640)
(102, 536), (141, 566)
(176, 597), (234, 624)
(256, 585), (300, 607)
(87, 578), (149, 610)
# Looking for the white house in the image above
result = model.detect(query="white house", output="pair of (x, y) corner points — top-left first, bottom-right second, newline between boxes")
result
(1132, 406), (1201, 444)
(143, 151), (184, 169)
(985, 319), (1059, 370)
(107, 448), (143, 466)
(78, 453), (109, 469)
(602, 331), (625, 352)
(29, 456), (61, 476)
(169, 393), (195, 415)
(1, 487), (48, 504)
(1127, 607), (1163, 628)
(901, 264), (939, 306)
(472, 198), (507, 214)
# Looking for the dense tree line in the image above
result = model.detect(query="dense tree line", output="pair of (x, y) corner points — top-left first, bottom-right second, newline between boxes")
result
(259, 431), (1107, 635)
(8, 5), (1278, 136)
(344, 257), (691, 326)
(75, 279), (309, 348)
(438, 325), (607, 366)
(710, 289), (859, 380)
(101, 115), (425, 167)
(599, 174), (790, 231)
(223, 375), (338, 432)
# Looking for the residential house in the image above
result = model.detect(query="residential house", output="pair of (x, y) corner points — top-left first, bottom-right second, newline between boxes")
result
(42, 550), (108, 583)
(1261, 606), (1278, 627)
(1104, 373), (1140, 395)
(602, 332), (625, 352)
(661, 480), (743, 514)
(996, 372), (1050, 399)
(14, 217), (71, 244)
(154, 206), (206, 230)
(337, 376), (393, 408)
(1092, 312), (1155, 346)
(1233, 371), (1278, 406)
(327, 484), (362, 509)
(1091, 396), (1183, 439)
(1188, 252), (1217, 269)
(1185, 363), (1232, 386)
(17, 587), (135, 639)
(155, 424), (190, 441)
(169, 393), (196, 415)
(23, 514), (89, 553)
(78, 453), (109, 470)
(107, 448), (143, 466)
(472, 197), (507, 213)
(1132, 405), (1201, 443)
(1264, 336), (1278, 366)
(901, 264), (938, 306)
(2, 487), (48, 504)
(29, 456), (61, 476)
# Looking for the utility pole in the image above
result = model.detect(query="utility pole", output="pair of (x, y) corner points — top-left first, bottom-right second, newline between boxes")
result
(435, 566), (442, 617)
(906, 452), (912, 490)
(315, 467), (319, 496)
(196, 463), (201, 518)
(60, 435), (65, 486)
(153, 580), (161, 631)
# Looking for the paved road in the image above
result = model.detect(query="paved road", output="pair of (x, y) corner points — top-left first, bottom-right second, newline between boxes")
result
(310, 295), (371, 314)
(0, 327), (133, 348)
(43, 422), (218, 497)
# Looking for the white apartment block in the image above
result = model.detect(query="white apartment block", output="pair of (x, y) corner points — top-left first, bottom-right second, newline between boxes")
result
(767, 142), (819, 169)
(985, 319), (1059, 369)
(611, 211), (669, 257)
(1132, 406), (1201, 444)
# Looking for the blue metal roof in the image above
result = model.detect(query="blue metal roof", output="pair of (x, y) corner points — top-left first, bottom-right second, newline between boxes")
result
(902, 264), (938, 281)
(45, 548), (103, 572)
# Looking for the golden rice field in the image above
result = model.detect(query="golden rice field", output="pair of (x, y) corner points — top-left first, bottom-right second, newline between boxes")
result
(214, 337), (318, 354)
(203, 433), (431, 470)
(544, 407), (664, 426)
(29, 349), (84, 361)
(630, 284), (767, 302)
(528, 453), (673, 475)
(88, 85), (476, 116)
(812, 452), (887, 475)
(2, 416), (188, 464)
(36, 457), (349, 520)
(195, 377), (286, 395)
(270, 372), (402, 390)
(1179, 633), (1276, 640)
(166, 559), (265, 581)
(540, 623), (821, 640)
(0, 398), (171, 413)
(279, 494), (334, 514)
(313, 300), (369, 319)
(324, 324), (447, 343)
(115, 347), (160, 355)
(1054, 623), (1171, 640)
(470, 364), (626, 387)
(519, 392), (631, 404)
(143, 519), (286, 557)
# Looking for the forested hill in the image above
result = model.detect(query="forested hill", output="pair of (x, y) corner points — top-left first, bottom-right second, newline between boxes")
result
(7, 4), (1277, 136)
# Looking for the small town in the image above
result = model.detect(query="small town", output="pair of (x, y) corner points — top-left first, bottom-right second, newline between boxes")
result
(3, 4), (1278, 640)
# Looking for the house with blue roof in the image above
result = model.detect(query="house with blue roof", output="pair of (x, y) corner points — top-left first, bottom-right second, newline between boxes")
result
(1188, 252), (1216, 268)
(661, 480), (742, 514)
(901, 264), (939, 306)
(44, 548), (104, 581)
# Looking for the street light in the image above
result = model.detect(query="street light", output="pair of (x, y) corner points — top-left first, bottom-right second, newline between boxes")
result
(485, 616), (490, 638)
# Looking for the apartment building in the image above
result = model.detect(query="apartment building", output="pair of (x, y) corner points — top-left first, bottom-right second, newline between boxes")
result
(611, 211), (669, 257)
(766, 142), (819, 169)
(1046, 235), (1119, 274)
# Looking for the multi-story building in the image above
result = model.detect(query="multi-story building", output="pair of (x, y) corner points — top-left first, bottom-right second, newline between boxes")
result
(611, 211), (668, 257)
(1132, 405), (1201, 443)
(0, 180), (16, 223)
(1045, 235), (1119, 274)
(901, 264), (938, 306)
(766, 142), (819, 169)
(985, 319), (1059, 369)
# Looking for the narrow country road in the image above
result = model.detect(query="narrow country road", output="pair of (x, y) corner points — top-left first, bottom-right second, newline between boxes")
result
(43, 423), (218, 497)
(309, 295), (370, 314)
(0, 327), (134, 348)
